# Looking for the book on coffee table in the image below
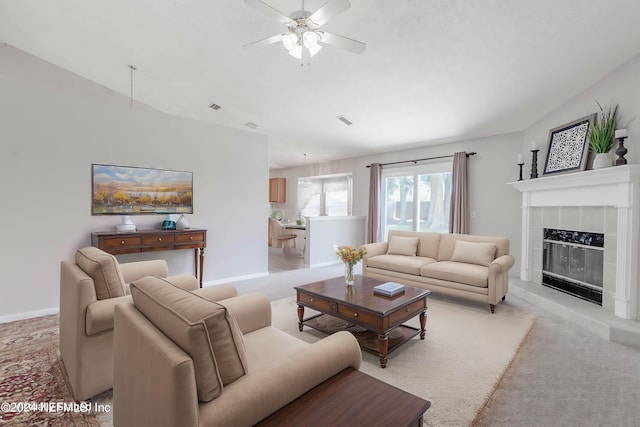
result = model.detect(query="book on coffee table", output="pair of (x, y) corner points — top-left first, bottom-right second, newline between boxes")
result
(373, 282), (406, 297)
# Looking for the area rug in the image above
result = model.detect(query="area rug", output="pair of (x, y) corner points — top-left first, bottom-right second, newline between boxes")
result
(0, 315), (110, 427)
(271, 295), (536, 427)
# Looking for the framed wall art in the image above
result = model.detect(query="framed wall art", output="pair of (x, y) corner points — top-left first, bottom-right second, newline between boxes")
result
(92, 164), (193, 215)
(542, 114), (595, 176)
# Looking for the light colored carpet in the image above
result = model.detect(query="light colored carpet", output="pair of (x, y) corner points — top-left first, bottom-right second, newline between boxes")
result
(271, 294), (536, 426)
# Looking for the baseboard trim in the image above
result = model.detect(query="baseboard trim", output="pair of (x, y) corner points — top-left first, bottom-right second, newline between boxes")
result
(0, 306), (59, 324)
(204, 271), (269, 286)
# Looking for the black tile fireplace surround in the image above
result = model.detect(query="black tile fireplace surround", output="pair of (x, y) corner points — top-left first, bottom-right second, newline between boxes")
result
(542, 228), (604, 305)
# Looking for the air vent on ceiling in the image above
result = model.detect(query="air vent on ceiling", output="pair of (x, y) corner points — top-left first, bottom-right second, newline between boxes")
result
(209, 103), (221, 110)
(245, 122), (258, 129)
(337, 115), (353, 126)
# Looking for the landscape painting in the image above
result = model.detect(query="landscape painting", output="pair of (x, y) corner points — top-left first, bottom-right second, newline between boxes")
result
(92, 164), (193, 215)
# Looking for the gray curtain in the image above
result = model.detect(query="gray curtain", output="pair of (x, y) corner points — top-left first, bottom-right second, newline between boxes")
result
(367, 163), (383, 243)
(449, 152), (468, 234)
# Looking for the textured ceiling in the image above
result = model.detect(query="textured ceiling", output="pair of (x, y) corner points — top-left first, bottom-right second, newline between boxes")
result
(1, 0), (640, 168)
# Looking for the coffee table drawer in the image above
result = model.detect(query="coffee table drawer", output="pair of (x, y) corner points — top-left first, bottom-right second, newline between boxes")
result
(336, 304), (377, 326)
(389, 298), (426, 325)
(298, 293), (332, 312)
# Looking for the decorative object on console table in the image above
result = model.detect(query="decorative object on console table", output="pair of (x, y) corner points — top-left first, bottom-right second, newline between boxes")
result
(335, 245), (367, 286)
(589, 103), (618, 169)
(615, 128), (628, 165)
(91, 228), (207, 287)
(543, 114), (594, 176)
(517, 153), (524, 181)
(529, 142), (539, 179)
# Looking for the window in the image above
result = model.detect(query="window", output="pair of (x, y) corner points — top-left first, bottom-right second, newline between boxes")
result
(382, 162), (452, 236)
(298, 173), (352, 216)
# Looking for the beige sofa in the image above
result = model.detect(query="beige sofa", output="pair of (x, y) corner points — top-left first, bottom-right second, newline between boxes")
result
(113, 276), (362, 427)
(363, 230), (515, 313)
(59, 246), (236, 401)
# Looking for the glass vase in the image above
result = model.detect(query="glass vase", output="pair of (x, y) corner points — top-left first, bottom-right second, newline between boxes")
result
(344, 263), (355, 285)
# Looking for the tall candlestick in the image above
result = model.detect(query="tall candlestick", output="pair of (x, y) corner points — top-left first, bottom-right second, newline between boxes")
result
(615, 129), (628, 139)
(530, 149), (540, 179)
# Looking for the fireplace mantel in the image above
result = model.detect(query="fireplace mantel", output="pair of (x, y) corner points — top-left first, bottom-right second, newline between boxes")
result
(509, 165), (640, 320)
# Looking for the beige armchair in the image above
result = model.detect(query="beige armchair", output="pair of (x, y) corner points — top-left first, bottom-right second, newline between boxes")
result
(59, 246), (237, 401)
(113, 276), (362, 427)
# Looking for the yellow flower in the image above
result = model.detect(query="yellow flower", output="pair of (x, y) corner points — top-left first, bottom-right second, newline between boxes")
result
(336, 245), (367, 265)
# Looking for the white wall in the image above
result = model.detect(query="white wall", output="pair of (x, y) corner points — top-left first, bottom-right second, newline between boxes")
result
(271, 132), (524, 271)
(524, 53), (640, 167)
(0, 45), (269, 320)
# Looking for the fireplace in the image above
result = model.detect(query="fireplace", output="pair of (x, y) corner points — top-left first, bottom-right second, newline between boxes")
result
(509, 165), (640, 321)
(542, 228), (604, 305)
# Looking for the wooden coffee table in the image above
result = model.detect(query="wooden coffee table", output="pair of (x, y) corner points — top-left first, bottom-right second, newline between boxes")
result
(295, 275), (430, 368)
(255, 367), (431, 426)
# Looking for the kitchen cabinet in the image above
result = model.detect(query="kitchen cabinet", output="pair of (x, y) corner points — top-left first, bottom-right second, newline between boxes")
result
(269, 178), (286, 203)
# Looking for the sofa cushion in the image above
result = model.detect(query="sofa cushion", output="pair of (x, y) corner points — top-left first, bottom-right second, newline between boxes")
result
(367, 254), (436, 275)
(387, 231), (441, 259)
(75, 247), (126, 300)
(420, 261), (489, 288)
(387, 236), (420, 256)
(450, 240), (496, 267)
(130, 275), (248, 402)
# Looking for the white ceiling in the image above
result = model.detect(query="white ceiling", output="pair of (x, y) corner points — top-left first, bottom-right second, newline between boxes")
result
(1, 0), (640, 168)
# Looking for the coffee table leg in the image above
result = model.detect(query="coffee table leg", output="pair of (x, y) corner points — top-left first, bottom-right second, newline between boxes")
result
(378, 332), (389, 368)
(297, 304), (304, 332)
(420, 310), (427, 339)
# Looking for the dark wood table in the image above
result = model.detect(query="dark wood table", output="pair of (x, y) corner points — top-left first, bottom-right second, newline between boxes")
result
(255, 367), (431, 426)
(295, 275), (430, 368)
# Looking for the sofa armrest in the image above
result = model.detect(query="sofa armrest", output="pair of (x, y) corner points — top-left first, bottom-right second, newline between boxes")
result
(489, 255), (515, 274)
(198, 331), (362, 427)
(192, 284), (238, 301)
(218, 293), (272, 334)
(362, 241), (388, 259)
(120, 260), (168, 283)
(113, 303), (199, 427)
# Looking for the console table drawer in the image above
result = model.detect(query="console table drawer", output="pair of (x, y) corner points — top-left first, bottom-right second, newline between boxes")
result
(298, 293), (331, 312)
(389, 299), (426, 325)
(143, 234), (176, 246)
(176, 232), (206, 247)
(101, 236), (142, 250)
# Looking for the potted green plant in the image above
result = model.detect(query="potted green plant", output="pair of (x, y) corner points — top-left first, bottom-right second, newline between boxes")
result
(589, 102), (618, 169)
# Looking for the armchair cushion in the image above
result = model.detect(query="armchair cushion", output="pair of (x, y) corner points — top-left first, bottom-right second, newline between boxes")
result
(130, 276), (248, 402)
(75, 247), (125, 300)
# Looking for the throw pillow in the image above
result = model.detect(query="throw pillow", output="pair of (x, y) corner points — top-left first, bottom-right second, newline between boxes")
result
(130, 276), (248, 402)
(450, 240), (497, 267)
(387, 235), (420, 256)
(75, 247), (126, 300)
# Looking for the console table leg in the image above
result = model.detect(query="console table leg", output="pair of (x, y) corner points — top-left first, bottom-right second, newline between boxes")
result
(378, 332), (389, 368)
(297, 305), (304, 331)
(420, 310), (427, 340)
(198, 248), (205, 288)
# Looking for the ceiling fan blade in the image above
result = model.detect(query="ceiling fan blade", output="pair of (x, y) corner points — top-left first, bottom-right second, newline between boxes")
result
(243, 33), (284, 48)
(319, 31), (366, 54)
(244, 0), (291, 23)
(308, 0), (351, 26)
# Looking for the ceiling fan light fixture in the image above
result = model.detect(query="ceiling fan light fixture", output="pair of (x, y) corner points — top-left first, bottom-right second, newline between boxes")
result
(288, 45), (303, 59)
(282, 33), (298, 51)
(303, 30), (320, 48)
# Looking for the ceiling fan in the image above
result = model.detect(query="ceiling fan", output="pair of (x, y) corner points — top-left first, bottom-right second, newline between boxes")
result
(243, 0), (366, 64)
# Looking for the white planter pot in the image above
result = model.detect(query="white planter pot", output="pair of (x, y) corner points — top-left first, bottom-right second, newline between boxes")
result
(593, 153), (612, 169)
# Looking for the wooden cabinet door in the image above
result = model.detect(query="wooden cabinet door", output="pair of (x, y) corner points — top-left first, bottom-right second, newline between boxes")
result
(269, 178), (286, 203)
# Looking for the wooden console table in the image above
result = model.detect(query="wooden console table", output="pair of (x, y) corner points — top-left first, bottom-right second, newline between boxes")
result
(91, 228), (207, 287)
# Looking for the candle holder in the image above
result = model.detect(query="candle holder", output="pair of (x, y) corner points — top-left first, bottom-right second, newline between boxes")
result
(615, 136), (628, 165)
(530, 149), (540, 179)
(517, 163), (524, 181)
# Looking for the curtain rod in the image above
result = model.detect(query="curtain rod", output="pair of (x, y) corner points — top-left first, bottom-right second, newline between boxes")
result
(365, 151), (477, 168)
